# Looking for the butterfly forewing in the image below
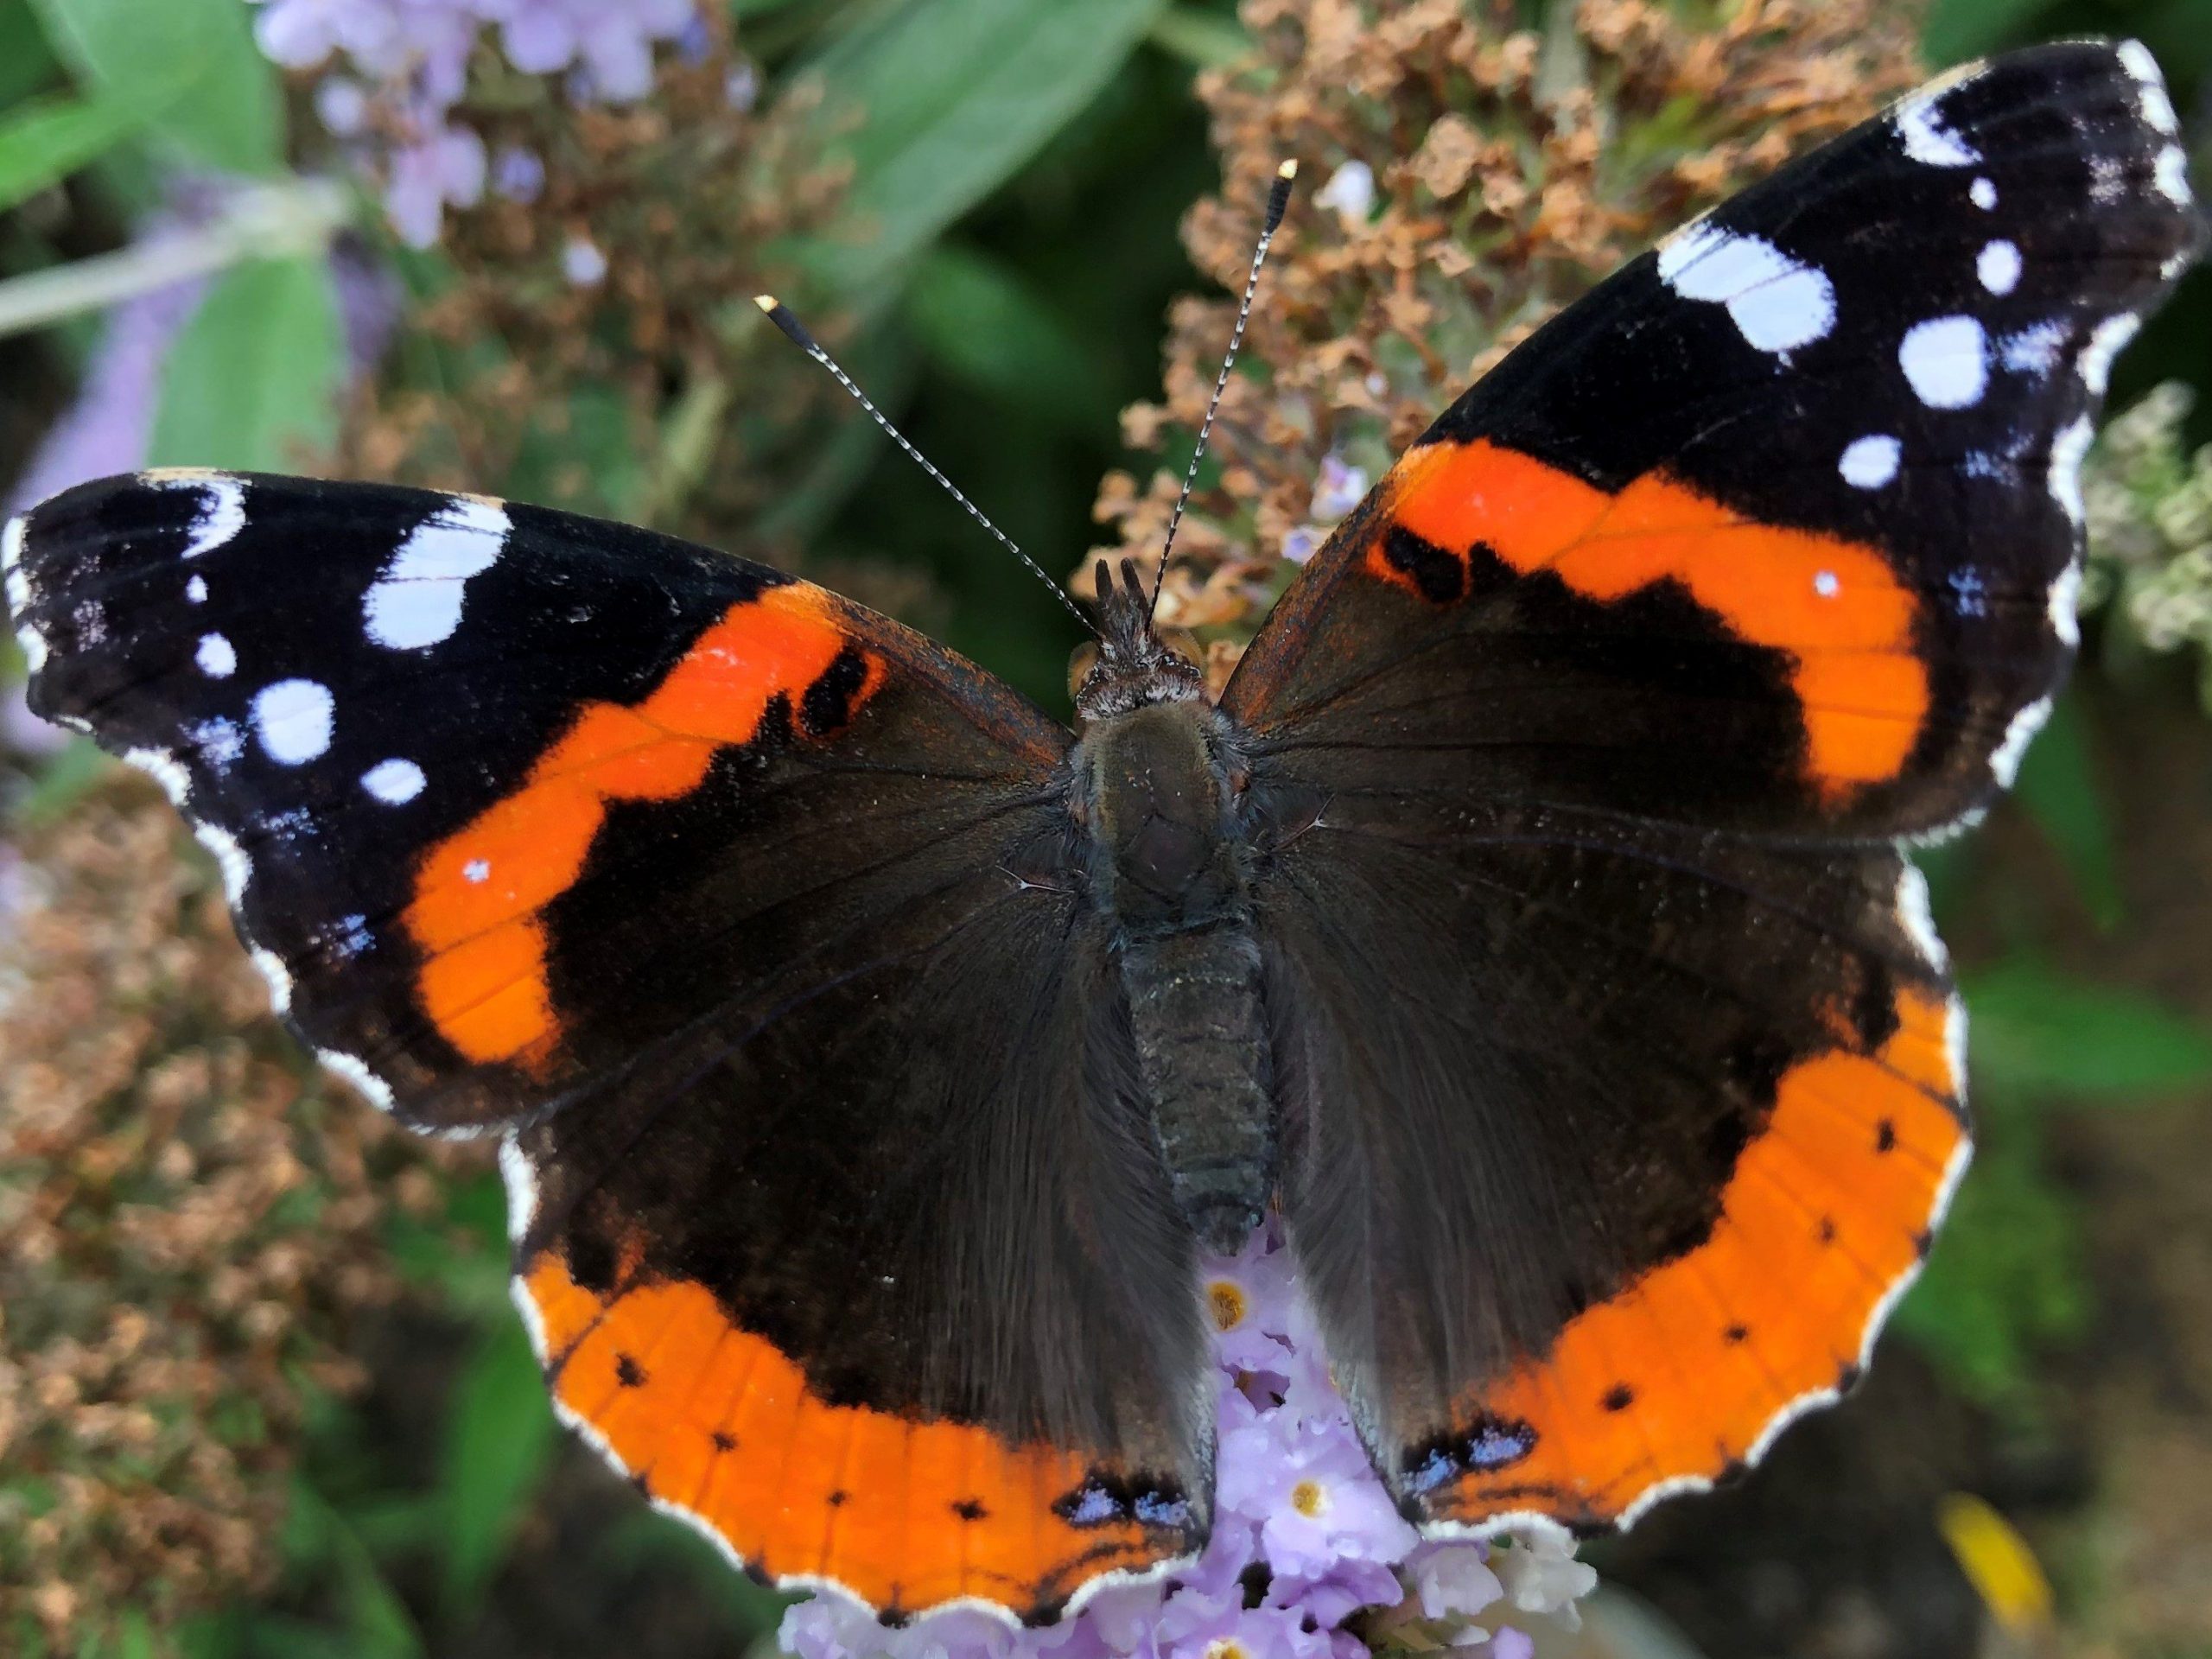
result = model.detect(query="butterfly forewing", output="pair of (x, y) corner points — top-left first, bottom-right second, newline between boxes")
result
(1231, 41), (2203, 842)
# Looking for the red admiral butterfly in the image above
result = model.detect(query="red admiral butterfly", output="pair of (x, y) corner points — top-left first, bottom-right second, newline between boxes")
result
(6, 39), (2202, 1628)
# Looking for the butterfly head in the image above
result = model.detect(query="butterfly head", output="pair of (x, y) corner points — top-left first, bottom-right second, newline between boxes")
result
(1076, 557), (1205, 723)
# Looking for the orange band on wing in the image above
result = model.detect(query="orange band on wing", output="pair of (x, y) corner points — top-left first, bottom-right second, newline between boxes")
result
(404, 584), (883, 1069)
(1423, 988), (1966, 1530)
(519, 1253), (1181, 1619)
(1371, 439), (1928, 798)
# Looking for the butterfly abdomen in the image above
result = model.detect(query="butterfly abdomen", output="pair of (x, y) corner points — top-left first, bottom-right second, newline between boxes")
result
(1074, 699), (1275, 1251)
(1122, 925), (1273, 1254)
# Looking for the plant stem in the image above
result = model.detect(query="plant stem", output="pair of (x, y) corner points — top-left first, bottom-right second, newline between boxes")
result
(0, 175), (353, 341)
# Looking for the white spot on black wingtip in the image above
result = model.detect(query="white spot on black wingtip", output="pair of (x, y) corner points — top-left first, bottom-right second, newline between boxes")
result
(249, 945), (295, 1013)
(2080, 313), (2142, 397)
(186, 574), (208, 604)
(1999, 321), (2067, 378)
(194, 821), (251, 906)
(1838, 434), (1901, 490)
(1976, 240), (2021, 295)
(190, 717), (245, 772)
(1899, 315), (1989, 410)
(123, 745), (192, 809)
(1990, 694), (2053, 789)
(2117, 41), (2181, 137)
(361, 757), (426, 804)
(1655, 225), (1835, 356)
(2049, 415), (2094, 525)
(2154, 147), (2194, 207)
(1895, 71), (1983, 168)
(362, 496), (511, 652)
(1896, 863), (1949, 973)
(1970, 176), (1997, 210)
(195, 632), (237, 678)
(2050, 561), (2083, 649)
(251, 677), (335, 765)
(144, 469), (247, 559)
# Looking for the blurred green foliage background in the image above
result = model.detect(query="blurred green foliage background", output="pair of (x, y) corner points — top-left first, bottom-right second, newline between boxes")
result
(3, 0), (2212, 1655)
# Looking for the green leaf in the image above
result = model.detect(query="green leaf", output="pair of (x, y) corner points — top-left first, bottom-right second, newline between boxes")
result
(149, 256), (343, 474)
(0, 2), (61, 108)
(753, 325), (919, 540)
(904, 242), (1111, 429)
(1146, 7), (1251, 67)
(1962, 960), (2212, 1100)
(805, 0), (1167, 295)
(176, 1608), (251, 1659)
(437, 1321), (559, 1618)
(29, 0), (281, 175)
(598, 1507), (800, 1637)
(2008, 693), (2122, 929)
(1893, 1128), (2086, 1415)
(277, 1481), (424, 1659)
(502, 384), (644, 523)
(111, 1610), (155, 1659)
(1920, 0), (2052, 67)
(0, 88), (166, 214)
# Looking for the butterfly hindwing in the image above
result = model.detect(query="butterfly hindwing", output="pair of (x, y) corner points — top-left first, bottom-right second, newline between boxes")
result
(1251, 791), (1965, 1529)
(7, 470), (1211, 1617)
(1229, 41), (2200, 1534)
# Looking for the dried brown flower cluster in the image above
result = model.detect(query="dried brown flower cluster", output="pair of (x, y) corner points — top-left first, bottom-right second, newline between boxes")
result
(0, 784), (472, 1644)
(335, 15), (851, 543)
(1094, 0), (1926, 690)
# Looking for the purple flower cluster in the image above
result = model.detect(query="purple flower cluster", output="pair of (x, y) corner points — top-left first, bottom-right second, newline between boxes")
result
(248, 0), (702, 246)
(781, 1224), (1595, 1659)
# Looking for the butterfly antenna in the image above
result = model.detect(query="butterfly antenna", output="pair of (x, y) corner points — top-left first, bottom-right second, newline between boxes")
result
(753, 295), (1096, 635)
(1149, 159), (1296, 620)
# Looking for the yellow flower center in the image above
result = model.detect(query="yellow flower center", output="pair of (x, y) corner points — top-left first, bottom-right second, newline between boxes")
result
(1205, 1642), (1251, 1659)
(1291, 1478), (1326, 1517)
(1207, 1280), (1247, 1332)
